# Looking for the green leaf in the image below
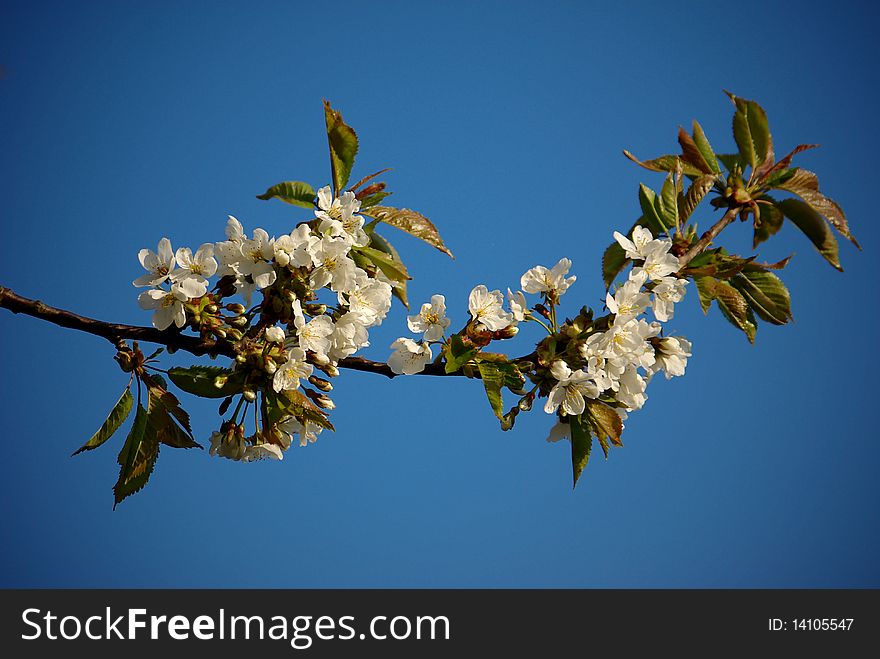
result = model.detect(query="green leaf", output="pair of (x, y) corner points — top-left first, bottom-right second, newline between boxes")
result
(730, 271), (792, 325)
(324, 100), (359, 195)
(638, 184), (669, 234)
(73, 386), (133, 456)
(359, 190), (392, 208)
(658, 174), (679, 229)
(679, 175), (716, 223)
(694, 276), (716, 314)
(725, 92), (773, 169)
(731, 107), (757, 169)
(444, 334), (476, 374)
(362, 205), (453, 258)
(752, 198), (784, 248)
(622, 151), (704, 177)
(476, 362), (505, 421)
(147, 386), (201, 448)
(255, 181), (316, 208)
(677, 127), (713, 174)
(602, 242), (629, 291)
(353, 245), (411, 282)
(570, 416), (592, 489)
(113, 404), (159, 509)
(760, 144), (818, 182)
(283, 389), (335, 432)
(716, 153), (743, 173)
(476, 357), (526, 392)
(168, 366), (243, 399)
(147, 385), (201, 449)
(691, 121), (721, 174)
(265, 389), (334, 432)
(763, 167), (796, 189)
(368, 231), (408, 307)
(777, 198), (843, 271)
(774, 168), (859, 248)
(714, 280), (757, 343)
(586, 400), (623, 448)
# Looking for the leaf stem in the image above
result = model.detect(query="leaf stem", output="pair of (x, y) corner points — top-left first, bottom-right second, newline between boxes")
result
(678, 206), (741, 267)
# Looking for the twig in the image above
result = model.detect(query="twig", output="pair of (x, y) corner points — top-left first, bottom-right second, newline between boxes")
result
(0, 286), (475, 379)
(678, 206), (740, 267)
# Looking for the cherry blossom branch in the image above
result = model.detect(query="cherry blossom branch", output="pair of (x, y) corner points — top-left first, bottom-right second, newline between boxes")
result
(0, 286), (231, 357)
(0, 285), (472, 378)
(678, 206), (741, 267)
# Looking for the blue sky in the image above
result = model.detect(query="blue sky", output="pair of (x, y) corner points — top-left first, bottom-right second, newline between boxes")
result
(1, 0), (877, 587)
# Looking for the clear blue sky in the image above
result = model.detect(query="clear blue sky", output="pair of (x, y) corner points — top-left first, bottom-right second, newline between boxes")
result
(1, 0), (877, 587)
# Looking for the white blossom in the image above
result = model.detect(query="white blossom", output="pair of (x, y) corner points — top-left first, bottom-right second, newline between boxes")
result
(507, 288), (528, 322)
(632, 243), (680, 283)
(292, 300), (334, 358)
(237, 227), (277, 290)
(328, 312), (370, 362)
(613, 226), (668, 260)
(215, 216), (246, 276)
(546, 420), (571, 443)
(171, 243), (217, 298)
(278, 416), (323, 447)
(274, 225), (317, 269)
(651, 336), (692, 379)
(317, 188), (369, 247)
(543, 360), (600, 416)
(606, 277), (651, 320)
(272, 347), (313, 392)
(468, 285), (513, 331)
(592, 316), (658, 369)
(133, 237), (176, 287)
(520, 258), (576, 297)
(208, 429), (246, 461)
(309, 236), (360, 293)
(616, 365), (648, 410)
(242, 443), (284, 462)
(407, 294), (450, 341)
(388, 337), (433, 375)
(137, 287), (189, 331)
(347, 279), (393, 327)
(651, 276), (688, 322)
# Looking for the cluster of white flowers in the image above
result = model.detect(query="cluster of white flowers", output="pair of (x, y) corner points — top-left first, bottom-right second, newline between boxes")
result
(135, 185), (396, 458)
(546, 227), (691, 421)
(133, 238), (219, 330)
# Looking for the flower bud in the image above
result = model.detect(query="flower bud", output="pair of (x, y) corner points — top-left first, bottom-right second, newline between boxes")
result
(518, 395), (533, 412)
(309, 351), (331, 366)
(243, 389), (257, 402)
(235, 353), (247, 363)
(226, 303), (246, 314)
(230, 315), (249, 328)
(304, 303), (327, 316)
(319, 363), (340, 378)
(214, 374), (229, 389)
(313, 393), (335, 409)
(264, 358), (277, 375)
(265, 326), (285, 343)
(205, 304), (219, 314)
(226, 328), (243, 341)
(214, 328), (227, 339)
(493, 325), (519, 339)
(308, 375), (333, 392)
(114, 351), (135, 372)
(535, 304), (551, 320)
